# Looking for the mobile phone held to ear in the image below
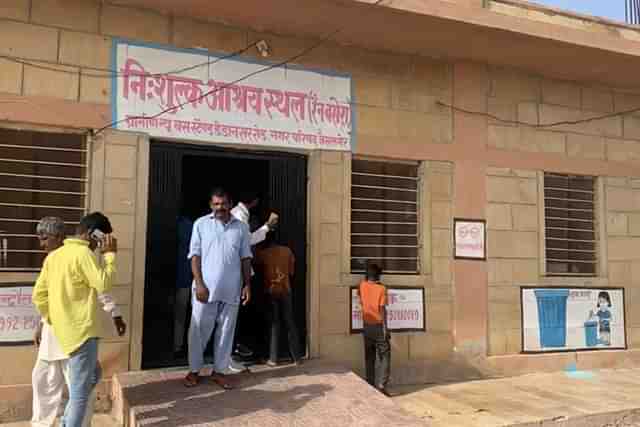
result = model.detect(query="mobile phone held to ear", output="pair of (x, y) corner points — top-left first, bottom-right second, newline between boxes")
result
(90, 229), (105, 241)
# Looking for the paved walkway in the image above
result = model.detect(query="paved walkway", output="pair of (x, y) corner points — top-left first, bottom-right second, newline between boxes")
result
(114, 361), (425, 427)
(392, 367), (640, 426)
(8, 366), (640, 426)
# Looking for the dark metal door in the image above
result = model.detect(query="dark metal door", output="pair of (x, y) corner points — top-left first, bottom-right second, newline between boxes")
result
(142, 145), (182, 368)
(268, 156), (308, 355)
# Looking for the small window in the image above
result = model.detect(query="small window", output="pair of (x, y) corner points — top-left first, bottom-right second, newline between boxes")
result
(0, 128), (88, 271)
(350, 159), (420, 274)
(543, 173), (597, 276)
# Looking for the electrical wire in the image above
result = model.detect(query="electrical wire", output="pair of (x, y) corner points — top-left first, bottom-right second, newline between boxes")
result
(436, 101), (640, 128)
(90, 0), (640, 136)
(92, 0), (388, 135)
(2, 0), (634, 138)
(0, 41), (258, 78)
(92, 28), (345, 135)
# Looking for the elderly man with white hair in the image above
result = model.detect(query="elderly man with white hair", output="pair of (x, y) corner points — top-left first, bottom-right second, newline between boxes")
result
(31, 217), (126, 427)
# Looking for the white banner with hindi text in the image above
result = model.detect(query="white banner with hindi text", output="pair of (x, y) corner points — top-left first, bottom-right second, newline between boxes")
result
(113, 40), (353, 151)
(0, 285), (39, 344)
(351, 287), (425, 332)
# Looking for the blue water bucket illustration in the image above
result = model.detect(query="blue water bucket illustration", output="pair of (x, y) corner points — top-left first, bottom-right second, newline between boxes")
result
(584, 321), (598, 347)
(534, 290), (570, 348)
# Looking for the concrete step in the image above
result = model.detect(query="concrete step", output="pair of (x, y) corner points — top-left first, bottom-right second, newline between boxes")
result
(111, 360), (427, 427)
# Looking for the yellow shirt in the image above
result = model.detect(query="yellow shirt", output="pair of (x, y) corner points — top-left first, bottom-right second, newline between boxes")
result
(32, 238), (116, 355)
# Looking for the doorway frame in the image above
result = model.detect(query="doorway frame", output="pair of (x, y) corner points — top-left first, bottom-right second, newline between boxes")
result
(139, 139), (312, 368)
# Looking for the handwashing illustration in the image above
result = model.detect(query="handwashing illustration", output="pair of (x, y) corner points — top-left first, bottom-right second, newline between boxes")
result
(585, 291), (612, 347)
(595, 291), (612, 346)
(524, 287), (624, 352)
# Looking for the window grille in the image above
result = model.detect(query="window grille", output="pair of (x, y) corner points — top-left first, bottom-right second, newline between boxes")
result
(351, 159), (420, 274)
(0, 128), (88, 271)
(543, 172), (598, 276)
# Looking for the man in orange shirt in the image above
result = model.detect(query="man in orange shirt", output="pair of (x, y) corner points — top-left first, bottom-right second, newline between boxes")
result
(254, 233), (302, 366)
(358, 262), (390, 395)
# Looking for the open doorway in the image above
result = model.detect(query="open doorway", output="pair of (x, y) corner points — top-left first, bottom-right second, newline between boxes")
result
(142, 142), (308, 369)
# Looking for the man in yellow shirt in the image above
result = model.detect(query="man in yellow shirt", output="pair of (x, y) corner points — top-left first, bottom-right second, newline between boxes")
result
(32, 212), (118, 427)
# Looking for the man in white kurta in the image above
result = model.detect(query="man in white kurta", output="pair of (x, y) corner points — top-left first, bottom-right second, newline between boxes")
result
(31, 217), (126, 427)
(184, 189), (252, 389)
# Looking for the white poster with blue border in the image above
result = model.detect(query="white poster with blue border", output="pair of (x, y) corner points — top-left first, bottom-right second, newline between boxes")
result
(521, 287), (626, 352)
(112, 40), (353, 151)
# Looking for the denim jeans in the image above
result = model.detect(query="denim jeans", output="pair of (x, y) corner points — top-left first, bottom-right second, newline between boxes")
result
(61, 338), (100, 427)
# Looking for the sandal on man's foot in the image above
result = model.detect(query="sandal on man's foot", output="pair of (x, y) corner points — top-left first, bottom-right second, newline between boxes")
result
(211, 373), (234, 390)
(183, 372), (200, 388)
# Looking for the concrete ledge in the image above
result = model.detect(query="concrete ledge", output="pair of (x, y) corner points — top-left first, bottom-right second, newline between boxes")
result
(112, 361), (426, 427)
(389, 349), (640, 387)
(487, 349), (640, 377)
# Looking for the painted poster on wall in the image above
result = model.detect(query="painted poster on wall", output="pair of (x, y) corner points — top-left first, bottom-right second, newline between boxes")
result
(112, 40), (353, 151)
(350, 286), (425, 333)
(453, 218), (486, 260)
(0, 285), (40, 345)
(521, 287), (626, 353)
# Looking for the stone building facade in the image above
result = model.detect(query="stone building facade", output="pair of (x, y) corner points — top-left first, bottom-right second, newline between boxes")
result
(2, 0), (640, 421)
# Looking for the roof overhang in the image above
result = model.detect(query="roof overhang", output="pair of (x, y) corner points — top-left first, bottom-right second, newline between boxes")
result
(112, 0), (640, 88)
